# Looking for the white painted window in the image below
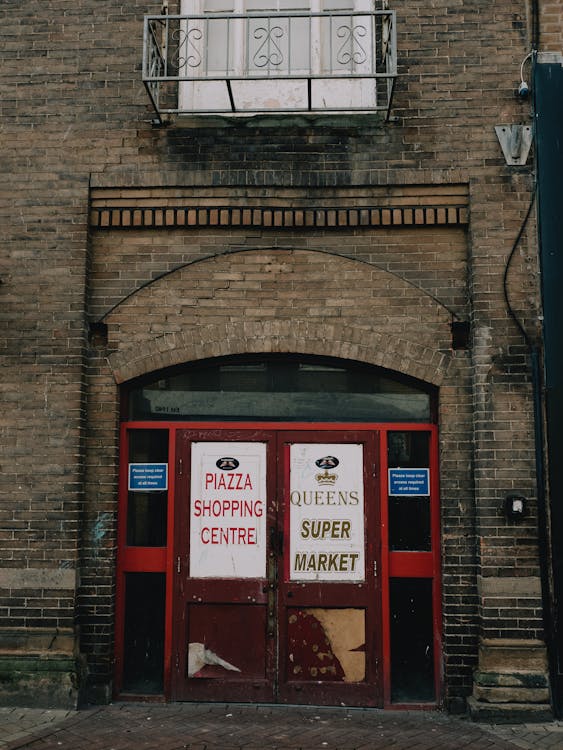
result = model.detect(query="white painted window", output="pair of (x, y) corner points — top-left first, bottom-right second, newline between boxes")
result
(179, 0), (376, 113)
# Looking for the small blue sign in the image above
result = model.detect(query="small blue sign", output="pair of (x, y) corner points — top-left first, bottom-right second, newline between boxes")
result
(388, 468), (430, 496)
(128, 463), (168, 491)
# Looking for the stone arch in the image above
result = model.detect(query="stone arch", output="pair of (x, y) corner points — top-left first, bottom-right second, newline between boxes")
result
(105, 248), (453, 386)
(109, 319), (449, 386)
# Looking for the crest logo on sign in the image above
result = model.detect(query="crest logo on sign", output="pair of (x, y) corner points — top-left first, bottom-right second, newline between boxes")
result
(216, 457), (240, 471)
(315, 456), (339, 485)
(316, 470), (337, 485)
(315, 456), (339, 469)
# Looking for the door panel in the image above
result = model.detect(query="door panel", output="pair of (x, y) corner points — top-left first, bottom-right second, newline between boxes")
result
(277, 431), (381, 706)
(186, 603), (267, 678)
(171, 430), (276, 702)
(171, 428), (381, 705)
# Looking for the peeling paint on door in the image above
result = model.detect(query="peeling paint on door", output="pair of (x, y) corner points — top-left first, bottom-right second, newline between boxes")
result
(307, 608), (366, 683)
(287, 608), (365, 683)
(187, 642), (241, 677)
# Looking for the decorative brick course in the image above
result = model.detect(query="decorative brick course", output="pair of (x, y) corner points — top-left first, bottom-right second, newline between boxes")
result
(90, 203), (469, 230)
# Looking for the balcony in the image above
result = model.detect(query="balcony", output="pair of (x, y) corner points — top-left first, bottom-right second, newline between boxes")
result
(142, 8), (397, 122)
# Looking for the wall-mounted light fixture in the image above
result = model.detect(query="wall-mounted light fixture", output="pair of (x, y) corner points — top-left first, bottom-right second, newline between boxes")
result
(516, 51), (533, 99)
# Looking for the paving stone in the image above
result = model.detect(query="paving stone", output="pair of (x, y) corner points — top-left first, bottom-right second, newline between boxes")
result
(1, 704), (563, 750)
(0, 704), (548, 750)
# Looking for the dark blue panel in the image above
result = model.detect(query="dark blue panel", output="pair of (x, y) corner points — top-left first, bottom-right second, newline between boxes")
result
(535, 61), (563, 713)
(535, 63), (563, 387)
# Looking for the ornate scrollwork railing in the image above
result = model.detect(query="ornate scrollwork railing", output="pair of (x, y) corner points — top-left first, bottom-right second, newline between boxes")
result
(253, 25), (285, 69)
(142, 9), (396, 120)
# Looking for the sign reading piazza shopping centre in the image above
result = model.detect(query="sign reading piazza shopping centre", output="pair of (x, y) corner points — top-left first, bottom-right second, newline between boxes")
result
(190, 443), (267, 579)
(189, 442), (365, 581)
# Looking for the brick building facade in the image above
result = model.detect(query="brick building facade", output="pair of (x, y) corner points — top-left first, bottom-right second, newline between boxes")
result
(0, 0), (560, 717)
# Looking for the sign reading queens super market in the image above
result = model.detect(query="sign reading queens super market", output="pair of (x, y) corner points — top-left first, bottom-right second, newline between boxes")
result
(289, 444), (365, 582)
(190, 442), (267, 579)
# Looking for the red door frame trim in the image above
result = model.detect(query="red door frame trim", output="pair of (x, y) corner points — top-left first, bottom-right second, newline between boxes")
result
(164, 428), (177, 696)
(114, 420), (441, 707)
(379, 431), (391, 705)
(282, 441), (291, 585)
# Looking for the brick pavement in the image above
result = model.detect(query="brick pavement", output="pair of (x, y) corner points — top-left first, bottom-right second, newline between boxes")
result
(486, 722), (563, 750)
(3, 703), (563, 750)
(0, 709), (73, 749)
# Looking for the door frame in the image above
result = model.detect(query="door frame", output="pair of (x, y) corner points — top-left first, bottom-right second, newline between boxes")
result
(115, 421), (441, 707)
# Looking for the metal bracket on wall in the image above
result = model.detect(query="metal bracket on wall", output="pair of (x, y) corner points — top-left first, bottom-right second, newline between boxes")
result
(495, 124), (533, 166)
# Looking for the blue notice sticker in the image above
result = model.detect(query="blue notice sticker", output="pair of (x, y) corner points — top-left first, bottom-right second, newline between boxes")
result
(128, 463), (168, 491)
(388, 468), (430, 496)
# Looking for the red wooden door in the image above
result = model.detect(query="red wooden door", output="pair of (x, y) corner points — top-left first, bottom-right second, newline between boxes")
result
(171, 427), (382, 705)
(276, 430), (382, 706)
(171, 429), (277, 702)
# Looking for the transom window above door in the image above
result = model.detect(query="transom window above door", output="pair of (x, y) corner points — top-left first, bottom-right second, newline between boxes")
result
(142, 1), (397, 120)
(124, 354), (436, 422)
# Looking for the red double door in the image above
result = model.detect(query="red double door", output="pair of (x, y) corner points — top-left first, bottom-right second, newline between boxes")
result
(171, 428), (382, 706)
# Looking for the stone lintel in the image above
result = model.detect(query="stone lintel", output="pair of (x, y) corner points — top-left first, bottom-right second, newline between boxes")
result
(477, 638), (548, 673)
(477, 575), (542, 598)
(0, 568), (77, 591)
(0, 628), (77, 656)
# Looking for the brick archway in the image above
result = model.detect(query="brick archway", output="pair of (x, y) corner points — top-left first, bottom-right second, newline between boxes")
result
(104, 248), (453, 386)
(109, 319), (449, 386)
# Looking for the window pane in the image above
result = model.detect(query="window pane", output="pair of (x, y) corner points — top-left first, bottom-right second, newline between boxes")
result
(123, 573), (166, 694)
(204, 1), (233, 9)
(129, 429), (168, 463)
(387, 431), (431, 551)
(127, 493), (167, 547)
(323, 1), (354, 9)
(206, 17), (232, 72)
(387, 431), (430, 468)
(127, 430), (168, 547)
(388, 497), (431, 551)
(390, 578), (435, 702)
(127, 356), (433, 422)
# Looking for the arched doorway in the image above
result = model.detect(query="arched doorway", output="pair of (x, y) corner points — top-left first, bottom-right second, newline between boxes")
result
(115, 355), (441, 707)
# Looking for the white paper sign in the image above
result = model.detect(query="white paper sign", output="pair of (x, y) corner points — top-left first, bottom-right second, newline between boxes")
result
(190, 442), (267, 579)
(289, 443), (365, 582)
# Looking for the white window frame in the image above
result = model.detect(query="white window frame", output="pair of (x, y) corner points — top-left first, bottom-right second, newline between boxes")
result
(179, 0), (377, 114)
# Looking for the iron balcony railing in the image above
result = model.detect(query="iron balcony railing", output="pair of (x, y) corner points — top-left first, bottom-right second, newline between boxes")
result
(143, 9), (396, 121)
